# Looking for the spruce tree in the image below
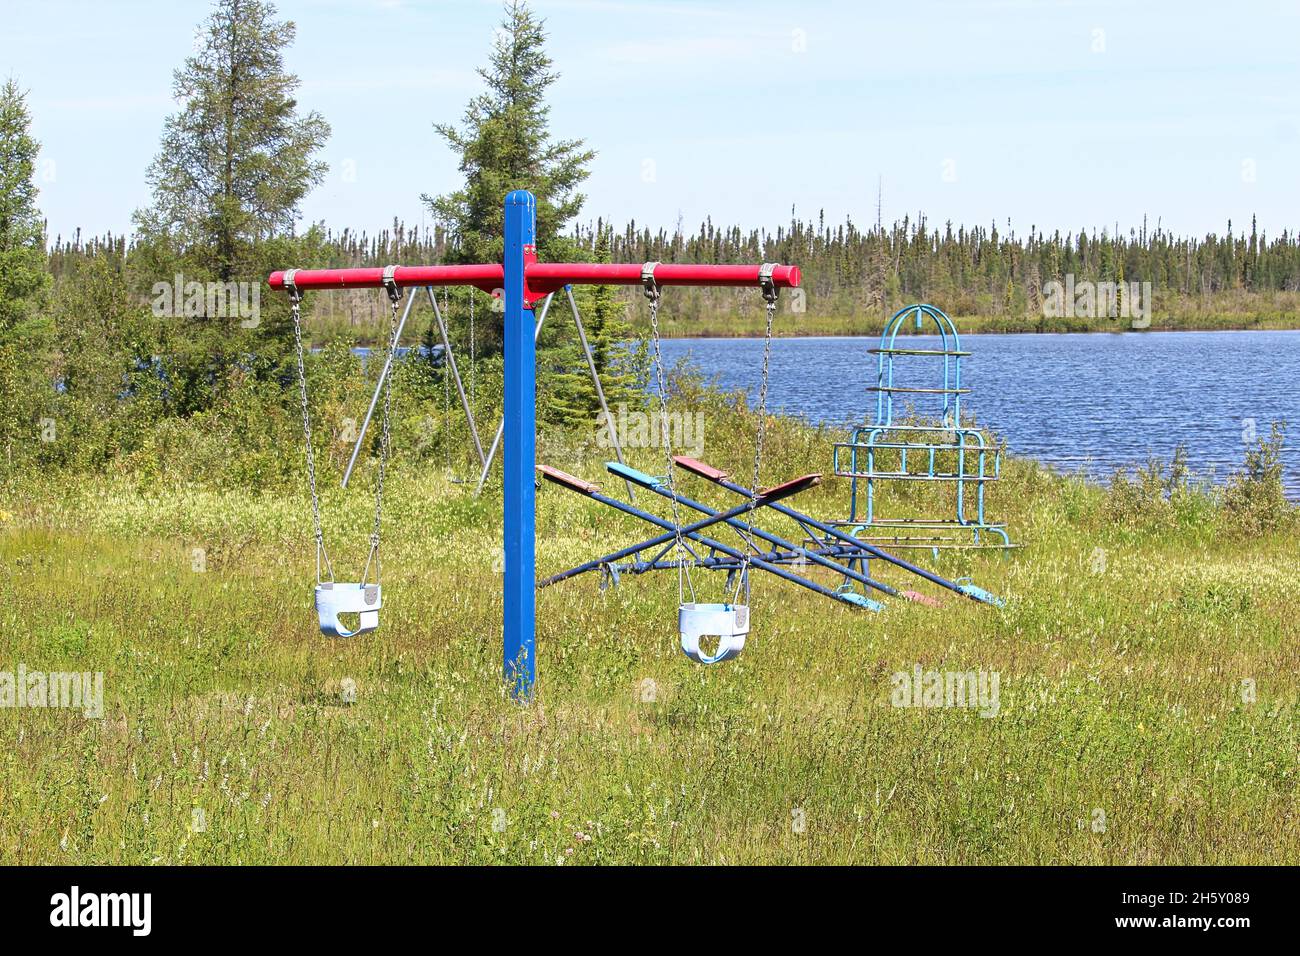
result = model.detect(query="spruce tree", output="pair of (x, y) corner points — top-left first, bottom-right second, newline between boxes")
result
(423, 0), (594, 264)
(582, 225), (642, 408)
(424, 0), (596, 428)
(0, 79), (49, 332)
(131, 0), (330, 414)
(134, 0), (329, 283)
(539, 225), (644, 426)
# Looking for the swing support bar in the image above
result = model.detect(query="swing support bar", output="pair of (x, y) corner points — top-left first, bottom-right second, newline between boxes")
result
(269, 190), (801, 701)
(269, 261), (800, 301)
(340, 288), (417, 488)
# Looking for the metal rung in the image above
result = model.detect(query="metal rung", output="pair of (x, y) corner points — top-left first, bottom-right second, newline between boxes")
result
(833, 471), (997, 482)
(867, 386), (971, 394)
(847, 424), (983, 436)
(835, 440), (993, 452)
(852, 518), (1008, 529)
(867, 347), (970, 357)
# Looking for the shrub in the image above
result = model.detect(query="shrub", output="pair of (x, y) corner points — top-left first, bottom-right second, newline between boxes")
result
(1223, 422), (1291, 536)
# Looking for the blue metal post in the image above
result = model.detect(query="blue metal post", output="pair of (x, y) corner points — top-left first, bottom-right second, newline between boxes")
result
(503, 190), (536, 700)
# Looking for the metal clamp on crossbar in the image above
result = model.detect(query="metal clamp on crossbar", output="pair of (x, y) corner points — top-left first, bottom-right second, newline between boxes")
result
(283, 268), (301, 304)
(641, 261), (660, 300)
(759, 263), (779, 305)
(381, 265), (401, 303)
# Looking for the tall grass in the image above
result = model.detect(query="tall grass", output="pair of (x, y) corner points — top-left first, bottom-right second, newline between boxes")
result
(1, 392), (1296, 864)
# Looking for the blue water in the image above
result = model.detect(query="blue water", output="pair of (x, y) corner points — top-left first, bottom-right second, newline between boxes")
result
(657, 330), (1300, 496)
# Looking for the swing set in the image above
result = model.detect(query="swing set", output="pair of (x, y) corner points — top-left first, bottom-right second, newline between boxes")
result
(271, 190), (1001, 698)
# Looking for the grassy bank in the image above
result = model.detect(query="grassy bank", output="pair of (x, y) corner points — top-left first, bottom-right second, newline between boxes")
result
(645, 291), (1300, 338)
(1, 400), (1296, 864)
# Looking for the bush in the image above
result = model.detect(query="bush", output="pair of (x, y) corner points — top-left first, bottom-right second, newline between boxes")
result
(1104, 445), (1217, 531)
(1223, 422), (1291, 536)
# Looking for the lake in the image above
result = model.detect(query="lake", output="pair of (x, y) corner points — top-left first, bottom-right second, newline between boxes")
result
(656, 330), (1299, 497)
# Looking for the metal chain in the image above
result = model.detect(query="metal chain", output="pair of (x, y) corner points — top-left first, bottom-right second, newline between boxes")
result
(733, 279), (778, 605)
(644, 273), (695, 604)
(363, 288), (399, 586)
(289, 287), (333, 584)
(749, 295), (777, 500)
(442, 288), (452, 475)
(468, 287), (476, 415)
(289, 275), (400, 591)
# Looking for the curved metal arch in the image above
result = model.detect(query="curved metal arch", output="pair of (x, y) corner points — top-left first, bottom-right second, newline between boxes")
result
(874, 303), (966, 427)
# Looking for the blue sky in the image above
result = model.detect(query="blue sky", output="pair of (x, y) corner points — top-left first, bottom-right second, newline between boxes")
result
(3, 0), (1297, 244)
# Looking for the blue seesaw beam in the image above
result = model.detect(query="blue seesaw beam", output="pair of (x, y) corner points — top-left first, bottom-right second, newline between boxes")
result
(606, 461), (901, 603)
(536, 465), (882, 611)
(673, 456), (1004, 607)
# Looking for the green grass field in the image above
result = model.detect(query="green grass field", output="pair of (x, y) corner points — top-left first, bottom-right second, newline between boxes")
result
(2, 402), (1296, 865)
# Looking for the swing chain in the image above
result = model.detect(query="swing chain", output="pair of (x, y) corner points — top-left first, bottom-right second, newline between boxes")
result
(751, 264), (779, 496)
(733, 265), (779, 604)
(642, 262), (694, 604)
(364, 269), (401, 586)
(286, 270), (333, 584)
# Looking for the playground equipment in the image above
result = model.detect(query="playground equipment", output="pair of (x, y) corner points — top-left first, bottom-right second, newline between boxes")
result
(831, 304), (1014, 553)
(638, 262), (779, 663)
(287, 266), (401, 639)
(341, 282), (638, 499)
(270, 190), (800, 697)
(537, 297), (1005, 633)
(538, 456), (1002, 610)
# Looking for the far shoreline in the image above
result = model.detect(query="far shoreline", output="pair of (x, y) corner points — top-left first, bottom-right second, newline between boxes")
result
(653, 324), (1300, 339)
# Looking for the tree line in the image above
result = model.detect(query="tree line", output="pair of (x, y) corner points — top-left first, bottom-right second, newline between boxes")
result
(46, 208), (1300, 320)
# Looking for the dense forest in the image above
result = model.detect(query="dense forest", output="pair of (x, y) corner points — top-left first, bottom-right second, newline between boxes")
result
(46, 208), (1300, 330)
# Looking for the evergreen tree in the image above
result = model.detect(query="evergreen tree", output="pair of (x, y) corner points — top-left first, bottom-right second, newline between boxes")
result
(134, 0), (329, 282)
(423, 0), (594, 265)
(539, 225), (644, 425)
(423, 0), (596, 431)
(0, 79), (49, 332)
(131, 0), (330, 414)
(582, 225), (642, 407)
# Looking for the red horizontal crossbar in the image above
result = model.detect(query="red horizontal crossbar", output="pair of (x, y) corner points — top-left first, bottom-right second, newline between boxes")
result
(267, 262), (800, 304)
